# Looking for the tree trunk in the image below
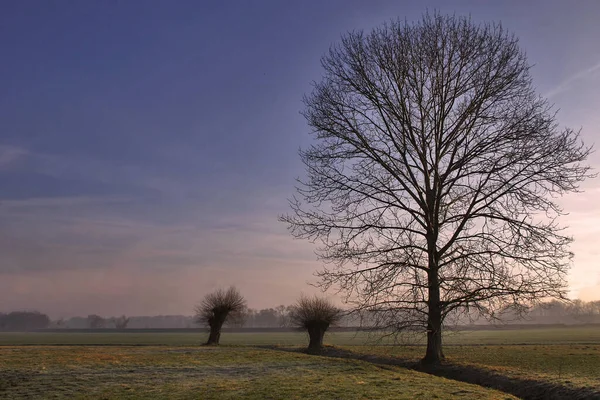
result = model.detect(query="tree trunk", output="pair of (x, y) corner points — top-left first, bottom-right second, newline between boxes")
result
(307, 326), (325, 352)
(423, 234), (444, 365)
(423, 296), (443, 365)
(206, 325), (222, 345)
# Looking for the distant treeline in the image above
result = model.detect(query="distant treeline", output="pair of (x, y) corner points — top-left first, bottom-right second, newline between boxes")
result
(0, 311), (51, 331)
(2, 300), (599, 331)
(500, 299), (600, 325)
(52, 307), (329, 329)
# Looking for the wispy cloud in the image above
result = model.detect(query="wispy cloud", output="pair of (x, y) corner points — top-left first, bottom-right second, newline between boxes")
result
(0, 197), (318, 316)
(0, 195), (132, 209)
(545, 60), (600, 99)
(0, 145), (28, 169)
(0, 190), (313, 275)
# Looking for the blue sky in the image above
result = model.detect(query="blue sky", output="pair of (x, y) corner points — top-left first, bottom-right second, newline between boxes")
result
(1, 0), (599, 318)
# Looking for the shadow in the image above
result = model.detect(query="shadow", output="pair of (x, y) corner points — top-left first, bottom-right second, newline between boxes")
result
(262, 346), (600, 400)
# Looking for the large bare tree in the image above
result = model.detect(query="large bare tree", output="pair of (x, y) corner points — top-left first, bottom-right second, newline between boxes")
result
(281, 13), (593, 364)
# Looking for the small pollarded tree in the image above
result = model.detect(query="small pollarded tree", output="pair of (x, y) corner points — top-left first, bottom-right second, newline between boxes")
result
(280, 12), (593, 365)
(195, 287), (246, 345)
(289, 296), (342, 352)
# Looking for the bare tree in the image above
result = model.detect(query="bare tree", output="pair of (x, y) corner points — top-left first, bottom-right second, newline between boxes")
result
(224, 306), (248, 328)
(281, 13), (593, 364)
(289, 296), (342, 352)
(53, 318), (66, 328)
(113, 315), (130, 329)
(275, 305), (292, 327)
(87, 314), (105, 329)
(195, 287), (246, 345)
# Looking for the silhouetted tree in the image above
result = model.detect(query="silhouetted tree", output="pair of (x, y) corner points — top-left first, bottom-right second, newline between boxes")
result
(289, 296), (342, 352)
(50, 318), (66, 328)
(281, 13), (593, 364)
(0, 311), (50, 331)
(275, 305), (292, 327)
(112, 315), (130, 329)
(224, 306), (248, 328)
(240, 308), (256, 327)
(87, 314), (105, 329)
(254, 308), (278, 327)
(195, 287), (246, 345)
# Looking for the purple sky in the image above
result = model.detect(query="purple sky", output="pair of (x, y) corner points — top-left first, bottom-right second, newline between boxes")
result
(1, 0), (599, 318)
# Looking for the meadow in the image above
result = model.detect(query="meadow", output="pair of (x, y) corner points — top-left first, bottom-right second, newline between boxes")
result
(0, 326), (598, 399)
(2, 325), (600, 346)
(0, 346), (517, 399)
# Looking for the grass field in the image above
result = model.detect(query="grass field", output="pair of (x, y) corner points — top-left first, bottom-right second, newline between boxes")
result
(1, 325), (599, 346)
(346, 344), (600, 391)
(0, 346), (516, 399)
(0, 327), (598, 399)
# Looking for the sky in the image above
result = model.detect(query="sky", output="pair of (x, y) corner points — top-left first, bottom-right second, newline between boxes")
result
(1, 0), (599, 319)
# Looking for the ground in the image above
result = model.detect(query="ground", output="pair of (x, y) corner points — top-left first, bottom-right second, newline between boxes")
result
(0, 326), (598, 399)
(0, 346), (514, 399)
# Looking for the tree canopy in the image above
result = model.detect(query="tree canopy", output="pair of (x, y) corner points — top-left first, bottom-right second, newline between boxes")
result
(195, 286), (246, 345)
(281, 13), (593, 364)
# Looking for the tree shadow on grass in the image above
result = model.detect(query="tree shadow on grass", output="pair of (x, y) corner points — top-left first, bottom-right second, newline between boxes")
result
(262, 346), (600, 400)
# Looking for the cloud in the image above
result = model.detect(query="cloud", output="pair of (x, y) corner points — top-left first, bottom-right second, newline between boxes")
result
(544, 60), (600, 99)
(0, 258), (321, 318)
(0, 180), (322, 317)
(0, 195), (131, 210)
(0, 196), (321, 317)
(0, 145), (28, 169)
(0, 190), (315, 273)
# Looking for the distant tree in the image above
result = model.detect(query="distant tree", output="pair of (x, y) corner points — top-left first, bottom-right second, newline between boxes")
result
(525, 299), (600, 324)
(87, 314), (105, 329)
(112, 315), (130, 329)
(275, 305), (292, 327)
(239, 308), (255, 327)
(289, 296), (342, 352)
(567, 300), (600, 323)
(224, 306), (248, 328)
(51, 318), (66, 328)
(195, 287), (246, 345)
(281, 12), (593, 364)
(542, 301), (569, 318)
(65, 317), (87, 329)
(254, 308), (279, 327)
(0, 311), (50, 331)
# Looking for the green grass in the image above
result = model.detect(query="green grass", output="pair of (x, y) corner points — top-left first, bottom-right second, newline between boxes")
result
(345, 344), (600, 391)
(441, 326), (600, 345)
(1, 327), (598, 398)
(1, 325), (598, 346)
(0, 332), (312, 346)
(0, 346), (515, 399)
